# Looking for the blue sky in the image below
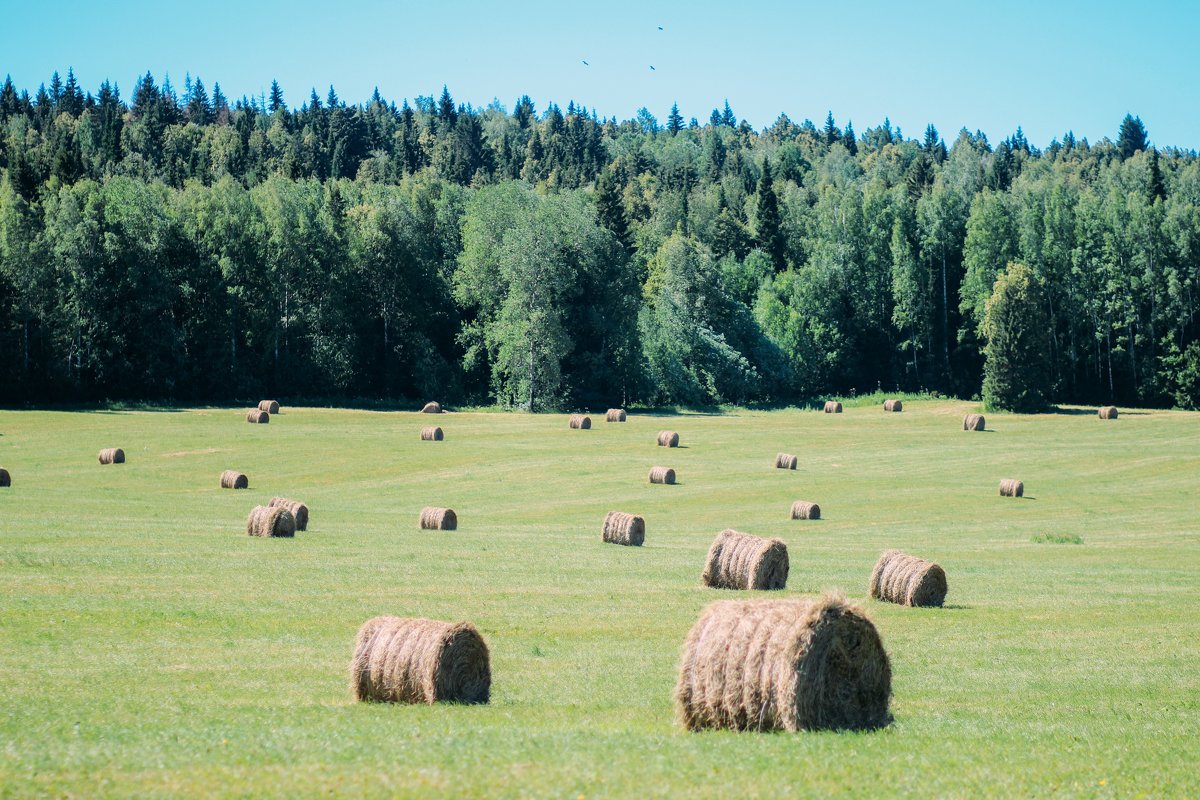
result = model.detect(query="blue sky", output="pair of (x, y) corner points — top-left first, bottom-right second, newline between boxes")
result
(3, 0), (1197, 149)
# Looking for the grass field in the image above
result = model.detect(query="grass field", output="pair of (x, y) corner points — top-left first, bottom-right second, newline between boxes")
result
(1, 400), (1197, 798)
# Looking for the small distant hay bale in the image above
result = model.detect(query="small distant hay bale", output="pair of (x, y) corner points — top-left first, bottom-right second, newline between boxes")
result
(790, 500), (820, 520)
(569, 414), (591, 430)
(0, 468), (10, 487)
(98, 448), (125, 465)
(701, 529), (789, 591)
(999, 478), (1024, 497)
(350, 616), (491, 704)
(775, 453), (798, 470)
(963, 413), (985, 431)
(246, 409), (269, 424)
(657, 430), (679, 447)
(602, 511), (645, 546)
(420, 506), (457, 530)
(675, 593), (892, 732)
(246, 504), (296, 538)
(883, 399), (903, 412)
(869, 550), (947, 607)
(648, 466), (676, 485)
(258, 400), (280, 414)
(823, 401), (843, 414)
(421, 401), (443, 414)
(606, 408), (627, 422)
(1098, 406), (1118, 420)
(220, 470), (248, 490)
(421, 426), (444, 441)
(269, 497), (308, 531)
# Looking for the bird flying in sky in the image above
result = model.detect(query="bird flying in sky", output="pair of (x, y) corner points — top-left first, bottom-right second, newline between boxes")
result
(649, 65), (656, 71)
(581, 60), (589, 65)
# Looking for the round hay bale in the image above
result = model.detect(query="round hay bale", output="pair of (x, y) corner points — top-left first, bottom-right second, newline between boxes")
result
(963, 413), (985, 431)
(246, 409), (269, 424)
(602, 511), (645, 546)
(420, 506), (457, 530)
(1098, 406), (1118, 420)
(657, 430), (679, 447)
(258, 400), (280, 414)
(420, 426), (444, 441)
(350, 615), (491, 704)
(569, 414), (591, 430)
(823, 401), (843, 414)
(775, 453), (798, 470)
(220, 470), (248, 490)
(606, 408), (627, 422)
(268, 497), (308, 531)
(98, 448), (125, 465)
(999, 478), (1024, 497)
(0, 468), (10, 487)
(790, 500), (820, 520)
(868, 549), (947, 607)
(883, 399), (903, 412)
(648, 466), (676, 485)
(421, 401), (443, 414)
(675, 593), (892, 732)
(246, 505), (296, 538)
(701, 529), (789, 590)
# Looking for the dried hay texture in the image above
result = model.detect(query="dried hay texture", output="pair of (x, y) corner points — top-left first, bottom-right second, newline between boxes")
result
(269, 497), (309, 531)
(98, 448), (125, 465)
(1099, 406), (1119, 419)
(657, 430), (680, 447)
(883, 399), (903, 412)
(602, 511), (645, 546)
(420, 426), (444, 441)
(421, 401), (443, 414)
(350, 616), (491, 704)
(675, 593), (892, 732)
(963, 413), (985, 431)
(420, 506), (458, 531)
(824, 401), (843, 413)
(648, 466), (676, 485)
(869, 549), (947, 607)
(569, 414), (591, 429)
(0, 468), (9, 487)
(246, 504), (296, 538)
(775, 453), (798, 470)
(790, 500), (820, 520)
(258, 400), (280, 414)
(246, 409), (270, 424)
(220, 470), (248, 490)
(999, 479), (1024, 497)
(701, 529), (789, 590)
(606, 408), (627, 422)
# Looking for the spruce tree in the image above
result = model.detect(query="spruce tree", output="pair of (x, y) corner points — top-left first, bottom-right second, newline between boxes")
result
(720, 100), (736, 127)
(982, 262), (1052, 412)
(1148, 147), (1166, 202)
(841, 120), (857, 155)
(1117, 114), (1148, 160)
(754, 159), (786, 271)
(268, 79), (285, 112)
(823, 111), (839, 145)
(595, 169), (631, 251)
(667, 102), (683, 135)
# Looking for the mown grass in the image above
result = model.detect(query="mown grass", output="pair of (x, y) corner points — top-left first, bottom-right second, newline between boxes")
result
(0, 400), (1197, 798)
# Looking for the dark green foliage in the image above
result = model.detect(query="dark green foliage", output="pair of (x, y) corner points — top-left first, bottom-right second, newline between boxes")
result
(753, 159), (786, 271)
(982, 263), (1052, 412)
(1117, 114), (1148, 160)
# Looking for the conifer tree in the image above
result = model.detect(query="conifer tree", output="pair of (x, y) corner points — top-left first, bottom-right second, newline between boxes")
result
(754, 159), (786, 271)
(823, 111), (840, 146)
(667, 102), (683, 135)
(268, 79), (286, 112)
(1117, 114), (1148, 160)
(841, 120), (857, 155)
(982, 263), (1052, 412)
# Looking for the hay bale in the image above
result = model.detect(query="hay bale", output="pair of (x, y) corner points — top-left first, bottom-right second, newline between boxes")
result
(1098, 406), (1118, 419)
(883, 399), (903, 412)
(657, 430), (679, 447)
(258, 400), (280, 414)
(675, 593), (891, 732)
(420, 426), (444, 441)
(0, 468), (10, 487)
(350, 615), (491, 704)
(569, 414), (591, 430)
(868, 549), (947, 607)
(602, 511), (645, 546)
(648, 466), (676, 485)
(420, 506), (457, 530)
(246, 505), (296, 537)
(790, 500), (820, 520)
(268, 497), (308, 531)
(98, 448), (125, 465)
(220, 470), (248, 490)
(963, 413), (985, 431)
(775, 453), (798, 470)
(823, 401), (843, 414)
(999, 478), (1024, 497)
(246, 409), (269, 424)
(421, 401), (443, 414)
(701, 529), (789, 590)
(606, 408), (627, 422)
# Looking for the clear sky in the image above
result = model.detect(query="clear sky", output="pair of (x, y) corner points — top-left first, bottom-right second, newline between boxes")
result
(3, 0), (1197, 149)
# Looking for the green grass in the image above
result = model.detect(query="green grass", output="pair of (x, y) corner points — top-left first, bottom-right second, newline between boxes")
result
(1031, 533), (1086, 545)
(0, 400), (1197, 798)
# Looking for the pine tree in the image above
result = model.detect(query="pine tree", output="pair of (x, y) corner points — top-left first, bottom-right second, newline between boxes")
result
(982, 262), (1052, 412)
(1117, 114), (1148, 160)
(268, 79), (285, 112)
(667, 102), (683, 135)
(754, 159), (786, 271)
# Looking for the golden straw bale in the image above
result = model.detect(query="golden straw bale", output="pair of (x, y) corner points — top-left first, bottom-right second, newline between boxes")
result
(963, 413), (985, 431)
(1098, 406), (1118, 420)
(657, 430), (679, 447)
(775, 453), (798, 470)
(999, 479), (1024, 497)
(220, 470), (248, 489)
(606, 408), (627, 422)
(602, 511), (645, 546)
(258, 400), (280, 414)
(868, 550), (947, 607)
(648, 466), (676, 485)
(350, 616), (490, 704)
(883, 399), (903, 412)
(98, 448), (125, 464)
(246, 409), (269, 424)
(569, 414), (591, 430)
(268, 497), (308, 531)
(421, 401), (443, 414)
(823, 401), (843, 413)
(246, 505), (296, 538)
(420, 506), (457, 530)
(790, 500), (820, 520)
(420, 426), (444, 441)
(701, 529), (789, 590)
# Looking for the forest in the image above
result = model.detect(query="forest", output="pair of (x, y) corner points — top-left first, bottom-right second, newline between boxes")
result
(1, 69), (1198, 410)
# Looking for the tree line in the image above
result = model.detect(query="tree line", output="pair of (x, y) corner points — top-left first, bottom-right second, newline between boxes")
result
(1, 70), (1198, 410)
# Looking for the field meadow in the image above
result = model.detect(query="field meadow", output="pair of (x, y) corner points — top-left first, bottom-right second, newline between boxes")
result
(1, 400), (1197, 798)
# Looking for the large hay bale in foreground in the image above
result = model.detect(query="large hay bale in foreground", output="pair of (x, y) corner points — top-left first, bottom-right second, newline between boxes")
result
(657, 430), (679, 447)
(702, 529), (789, 590)
(420, 506), (457, 530)
(963, 413), (985, 431)
(421, 401), (443, 414)
(648, 466), (676, 485)
(602, 511), (645, 546)
(869, 550), (947, 607)
(220, 470), (248, 490)
(569, 414), (591, 430)
(0, 468), (10, 487)
(420, 426), (444, 441)
(823, 401), (843, 414)
(269, 497), (308, 531)
(258, 400), (280, 414)
(350, 616), (490, 704)
(883, 399), (903, 412)
(775, 453), (798, 470)
(790, 500), (820, 520)
(675, 594), (892, 732)
(246, 409), (269, 424)
(98, 448), (125, 465)
(1098, 406), (1118, 420)
(606, 408), (627, 422)
(999, 478), (1024, 497)
(246, 505), (296, 538)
